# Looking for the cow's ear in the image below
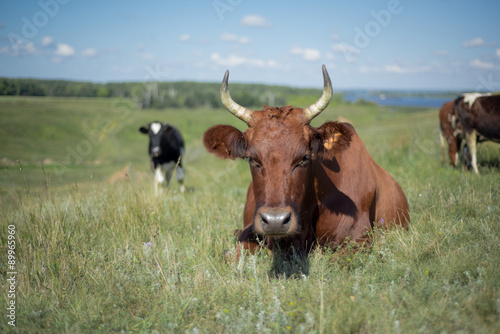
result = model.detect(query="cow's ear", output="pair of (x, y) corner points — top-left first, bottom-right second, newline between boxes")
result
(139, 126), (148, 134)
(315, 121), (353, 159)
(203, 125), (246, 160)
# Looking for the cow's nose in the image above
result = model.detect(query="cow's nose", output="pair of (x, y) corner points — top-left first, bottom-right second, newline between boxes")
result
(152, 146), (160, 157)
(260, 211), (291, 227)
(258, 207), (295, 236)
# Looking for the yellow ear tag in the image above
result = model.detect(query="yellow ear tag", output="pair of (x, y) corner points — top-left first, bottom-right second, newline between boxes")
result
(324, 138), (333, 150)
(324, 132), (341, 150)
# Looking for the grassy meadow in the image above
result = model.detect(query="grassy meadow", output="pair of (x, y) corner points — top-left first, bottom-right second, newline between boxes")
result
(1, 96), (499, 333)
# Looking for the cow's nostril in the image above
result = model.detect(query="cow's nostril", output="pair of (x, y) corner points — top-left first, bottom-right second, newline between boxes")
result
(282, 213), (291, 225)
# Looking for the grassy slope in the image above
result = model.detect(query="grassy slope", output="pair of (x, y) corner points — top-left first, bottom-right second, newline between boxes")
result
(0, 96), (499, 333)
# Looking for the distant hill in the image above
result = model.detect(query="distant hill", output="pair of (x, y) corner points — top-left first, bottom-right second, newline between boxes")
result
(0, 77), (344, 110)
(3, 77), (488, 109)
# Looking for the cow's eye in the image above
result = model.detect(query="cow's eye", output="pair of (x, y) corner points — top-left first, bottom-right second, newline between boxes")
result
(294, 155), (310, 169)
(247, 157), (262, 168)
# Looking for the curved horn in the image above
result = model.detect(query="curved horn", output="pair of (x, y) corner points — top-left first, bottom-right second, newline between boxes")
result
(220, 70), (253, 123)
(303, 65), (333, 121)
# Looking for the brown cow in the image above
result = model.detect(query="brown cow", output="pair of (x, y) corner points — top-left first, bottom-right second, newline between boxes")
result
(439, 100), (462, 167)
(203, 66), (410, 260)
(454, 93), (500, 174)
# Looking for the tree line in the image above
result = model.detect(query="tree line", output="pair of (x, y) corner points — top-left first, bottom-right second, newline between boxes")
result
(0, 77), (344, 109)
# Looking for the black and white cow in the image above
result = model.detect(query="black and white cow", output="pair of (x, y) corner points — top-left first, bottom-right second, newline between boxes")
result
(139, 121), (185, 194)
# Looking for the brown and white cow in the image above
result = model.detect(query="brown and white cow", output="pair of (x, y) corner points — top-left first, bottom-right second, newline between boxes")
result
(203, 66), (410, 259)
(439, 100), (463, 167)
(454, 93), (500, 174)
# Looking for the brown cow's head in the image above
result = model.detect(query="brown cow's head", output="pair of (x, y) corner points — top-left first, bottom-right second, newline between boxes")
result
(203, 66), (352, 237)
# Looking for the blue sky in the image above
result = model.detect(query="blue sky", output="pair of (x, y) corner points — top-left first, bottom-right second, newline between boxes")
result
(1, 0), (499, 90)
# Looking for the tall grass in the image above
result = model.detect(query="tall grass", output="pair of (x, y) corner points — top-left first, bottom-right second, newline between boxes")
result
(0, 97), (499, 332)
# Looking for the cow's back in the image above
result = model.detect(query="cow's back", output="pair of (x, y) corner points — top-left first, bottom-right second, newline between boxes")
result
(457, 95), (500, 141)
(369, 158), (410, 228)
(474, 95), (500, 140)
(313, 124), (409, 245)
(158, 126), (185, 162)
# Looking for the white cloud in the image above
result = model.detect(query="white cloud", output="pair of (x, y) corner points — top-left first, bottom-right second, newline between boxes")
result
(55, 43), (75, 57)
(385, 65), (408, 73)
(470, 59), (495, 69)
(290, 46), (321, 61)
(463, 37), (486, 48)
(496, 49), (500, 57)
(211, 52), (276, 68)
(239, 36), (251, 44)
(179, 34), (190, 42)
(241, 15), (272, 28)
(332, 43), (360, 62)
(332, 43), (358, 53)
(0, 41), (38, 56)
(41, 36), (54, 47)
(23, 42), (37, 54)
(385, 64), (430, 74)
(220, 32), (251, 44)
(267, 59), (277, 67)
(81, 48), (97, 57)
